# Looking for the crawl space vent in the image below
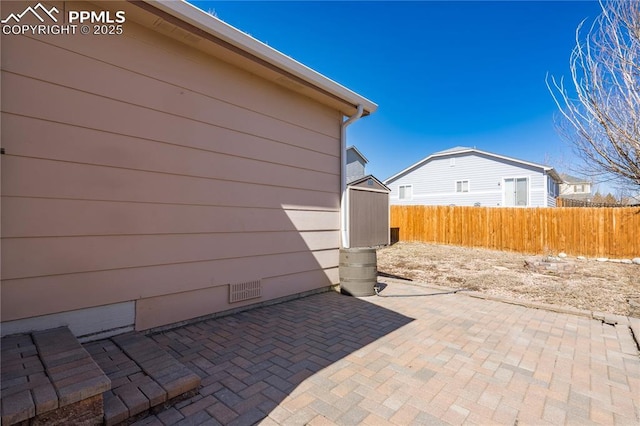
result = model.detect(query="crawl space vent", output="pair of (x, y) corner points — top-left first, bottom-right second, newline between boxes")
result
(229, 280), (261, 303)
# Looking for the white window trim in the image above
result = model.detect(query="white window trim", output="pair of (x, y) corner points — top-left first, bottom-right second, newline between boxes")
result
(502, 176), (530, 207)
(398, 184), (413, 200)
(455, 180), (470, 193)
(544, 175), (549, 207)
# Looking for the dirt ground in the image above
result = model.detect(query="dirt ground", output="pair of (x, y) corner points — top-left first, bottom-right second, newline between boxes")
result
(377, 242), (640, 317)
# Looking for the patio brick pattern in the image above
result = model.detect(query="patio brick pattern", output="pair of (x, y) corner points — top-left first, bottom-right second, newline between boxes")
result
(132, 280), (640, 425)
(84, 332), (201, 425)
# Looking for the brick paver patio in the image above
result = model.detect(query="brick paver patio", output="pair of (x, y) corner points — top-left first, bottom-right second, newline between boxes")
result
(134, 279), (640, 425)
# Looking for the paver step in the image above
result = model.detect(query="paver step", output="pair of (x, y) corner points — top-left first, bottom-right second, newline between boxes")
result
(1, 327), (111, 426)
(84, 332), (201, 425)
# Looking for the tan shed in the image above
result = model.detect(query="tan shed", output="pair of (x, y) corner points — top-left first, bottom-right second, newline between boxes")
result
(347, 176), (390, 248)
(0, 0), (376, 339)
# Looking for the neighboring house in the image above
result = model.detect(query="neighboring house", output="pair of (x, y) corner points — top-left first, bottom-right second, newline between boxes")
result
(1, 0), (376, 339)
(622, 194), (640, 206)
(346, 146), (368, 183)
(559, 173), (593, 201)
(385, 146), (561, 207)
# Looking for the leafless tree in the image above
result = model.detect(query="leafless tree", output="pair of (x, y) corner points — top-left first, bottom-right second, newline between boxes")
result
(604, 192), (618, 204)
(547, 0), (640, 190)
(592, 191), (605, 203)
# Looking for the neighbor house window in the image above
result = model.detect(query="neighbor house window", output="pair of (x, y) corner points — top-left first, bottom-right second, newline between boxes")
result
(399, 185), (412, 200)
(504, 177), (528, 206)
(456, 180), (469, 193)
(574, 184), (585, 193)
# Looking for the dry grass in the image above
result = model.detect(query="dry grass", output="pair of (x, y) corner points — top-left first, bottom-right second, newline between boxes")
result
(377, 242), (640, 317)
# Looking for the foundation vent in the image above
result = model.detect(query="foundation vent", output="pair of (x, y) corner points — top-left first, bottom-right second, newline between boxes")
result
(229, 280), (261, 303)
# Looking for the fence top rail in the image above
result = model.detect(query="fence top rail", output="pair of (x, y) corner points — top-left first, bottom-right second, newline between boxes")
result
(556, 197), (639, 208)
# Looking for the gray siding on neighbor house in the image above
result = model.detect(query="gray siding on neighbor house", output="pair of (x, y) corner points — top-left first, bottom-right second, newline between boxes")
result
(387, 152), (550, 207)
(346, 149), (366, 183)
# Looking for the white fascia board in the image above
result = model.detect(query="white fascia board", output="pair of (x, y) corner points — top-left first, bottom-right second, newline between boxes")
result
(471, 149), (554, 172)
(144, 1), (377, 115)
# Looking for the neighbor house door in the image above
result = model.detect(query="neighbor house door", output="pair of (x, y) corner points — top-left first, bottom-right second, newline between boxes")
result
(504, 177), (528, 206)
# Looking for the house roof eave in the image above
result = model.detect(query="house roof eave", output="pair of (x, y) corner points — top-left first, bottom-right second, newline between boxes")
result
(385, 147), (560, 184)
(559, 173), (592, 184)
(138, 0), (377, 117)
(346, 146), (369, 164)
(348, 174), (390, 191)
(547, 169), (563, 184)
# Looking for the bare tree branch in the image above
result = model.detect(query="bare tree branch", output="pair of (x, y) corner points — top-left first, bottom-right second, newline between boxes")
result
(547, 0), (640, 190)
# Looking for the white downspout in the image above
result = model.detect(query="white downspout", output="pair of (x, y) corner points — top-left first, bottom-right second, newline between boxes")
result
(340, 104), (364, 249)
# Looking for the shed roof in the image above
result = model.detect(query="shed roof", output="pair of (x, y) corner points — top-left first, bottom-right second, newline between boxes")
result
(385, 147), (562, 184)
(348, 175), (390, 192)
(137, 1), (377, 117)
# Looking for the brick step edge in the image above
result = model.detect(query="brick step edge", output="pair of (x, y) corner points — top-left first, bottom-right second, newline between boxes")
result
(1, 327), (111, 426)
(85, 332), (201, 425)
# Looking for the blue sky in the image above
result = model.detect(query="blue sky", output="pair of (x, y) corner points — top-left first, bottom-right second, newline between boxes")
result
(190, 1), (605, 186)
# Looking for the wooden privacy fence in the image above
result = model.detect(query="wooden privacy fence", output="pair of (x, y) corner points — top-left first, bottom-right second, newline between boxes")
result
(390, 205), (640, 258)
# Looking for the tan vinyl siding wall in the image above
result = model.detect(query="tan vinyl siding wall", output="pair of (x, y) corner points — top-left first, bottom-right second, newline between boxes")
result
(1, 3), (342, 331)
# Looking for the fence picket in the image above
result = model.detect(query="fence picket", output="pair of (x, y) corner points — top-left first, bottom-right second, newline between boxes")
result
(390, 205), (640, 258)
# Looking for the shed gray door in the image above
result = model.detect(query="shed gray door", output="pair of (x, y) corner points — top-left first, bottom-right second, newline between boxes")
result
(349, 188), (389, 247)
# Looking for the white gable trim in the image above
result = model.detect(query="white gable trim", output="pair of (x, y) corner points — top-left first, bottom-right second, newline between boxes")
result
(346, 146), (369, 164)
(385, 148), (558, 184)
